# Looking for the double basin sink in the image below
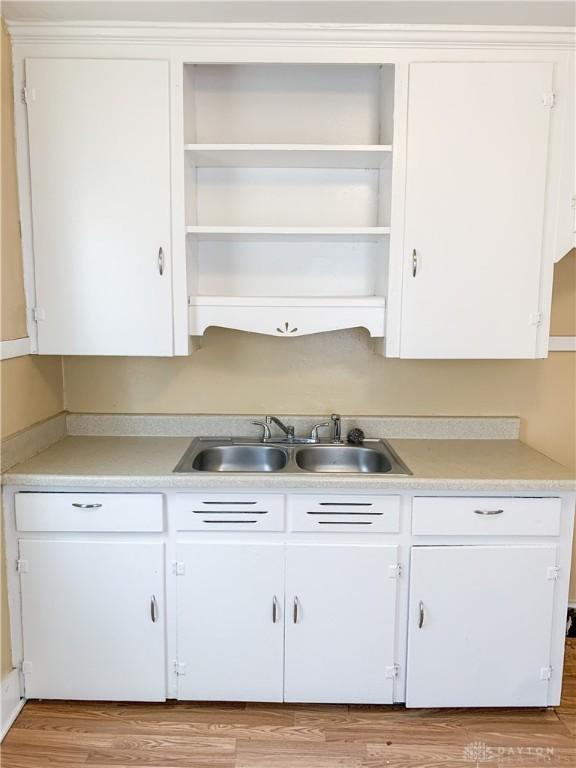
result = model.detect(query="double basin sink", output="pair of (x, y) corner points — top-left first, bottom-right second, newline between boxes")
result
(174, 438), (411, 475)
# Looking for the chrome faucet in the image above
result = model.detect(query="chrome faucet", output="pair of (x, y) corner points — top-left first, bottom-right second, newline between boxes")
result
(266, 415), (295, 440)
(331, 413), (343, 444)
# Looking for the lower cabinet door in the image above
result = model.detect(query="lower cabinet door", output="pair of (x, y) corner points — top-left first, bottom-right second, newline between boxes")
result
(284, 543), (399, 704)
(176, 542), (285, 701)
(406, 545), (557, 707)
(19, 540), (165, 700)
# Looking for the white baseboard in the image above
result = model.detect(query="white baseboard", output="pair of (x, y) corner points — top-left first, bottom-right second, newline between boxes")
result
(1, 669), (24, 741)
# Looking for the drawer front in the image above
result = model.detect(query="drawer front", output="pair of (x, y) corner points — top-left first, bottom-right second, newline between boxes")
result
(289, 495), (400, 533)
(172, 493), (285, 532)
(412, 497), (561, 537)
(15, 493), (164, 532)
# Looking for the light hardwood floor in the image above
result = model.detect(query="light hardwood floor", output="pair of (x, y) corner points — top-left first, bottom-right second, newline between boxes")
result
(2, 640), (575, 768)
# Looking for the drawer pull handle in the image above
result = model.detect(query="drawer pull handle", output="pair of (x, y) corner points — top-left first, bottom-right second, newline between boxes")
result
(150, 595), (159, 623)
(319, 502), (373, 507)
(72, 503), (102, 509)
(318, 520), (373, 525)
(193, 510), (268, 515)
(308, 511), (382, 516)
(202, 520), (258, 524)
(293, 596), (300, 624)
(202, 501), (257, 505)
(272, 596), (279, 624)
(474, 509), (504, 516)
(418, 601), (425, 629)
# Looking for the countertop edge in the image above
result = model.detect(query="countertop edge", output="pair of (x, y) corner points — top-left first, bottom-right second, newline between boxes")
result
(3, 473), (575, 492)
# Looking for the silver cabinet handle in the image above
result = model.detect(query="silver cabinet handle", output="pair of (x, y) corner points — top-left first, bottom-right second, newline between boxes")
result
(474, 509), (504, 516)
(272, 596), (279, 624)
(158, 247), (165, 276)
(293, 596), (300, 624)
(150, 595), (159, 623)
(412, 248), (418, 277)
(72, 503), (102, 509)
(418, 601), (425, 629)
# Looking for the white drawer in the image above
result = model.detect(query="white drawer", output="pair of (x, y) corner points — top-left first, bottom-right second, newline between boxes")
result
(172, 493), (285, 532)
(15, 493), (164, 532)
(289, 495), (400, 533)
(412, 497), (561, 537)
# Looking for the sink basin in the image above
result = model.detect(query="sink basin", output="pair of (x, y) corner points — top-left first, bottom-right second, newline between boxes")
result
(174, 437), (411, 475)
(190, 445), (288, 473)
(295, 445), (393, 474)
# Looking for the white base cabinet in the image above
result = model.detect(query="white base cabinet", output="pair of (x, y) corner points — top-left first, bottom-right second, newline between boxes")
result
(406, 545), (558, 707)
(175, 542), (285, 702)
(19, 540), (166, 701)
(284, 543), (399, 704)
(6, 489), (574, 708)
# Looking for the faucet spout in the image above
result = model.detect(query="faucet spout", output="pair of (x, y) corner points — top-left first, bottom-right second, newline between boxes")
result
(266, 416), (295, 439)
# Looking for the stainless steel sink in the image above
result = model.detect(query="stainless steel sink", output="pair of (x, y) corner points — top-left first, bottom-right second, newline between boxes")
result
(189, 445), (288, 473)
(295, 445), (392, 474)
(174, 437), (411, 475)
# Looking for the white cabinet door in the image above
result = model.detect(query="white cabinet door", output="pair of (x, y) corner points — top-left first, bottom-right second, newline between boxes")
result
(284, 544), (398, 703)
(25, 59), (173, 355)
(176, 542), (285, 701)
(19, 540), (165, 700)
(406, 546), (557, 707)
(400, 63), (553, 358)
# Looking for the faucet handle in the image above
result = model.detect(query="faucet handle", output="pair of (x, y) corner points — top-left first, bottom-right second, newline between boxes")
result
(309, 421), (331, 443)
(252, 421), (271, 442)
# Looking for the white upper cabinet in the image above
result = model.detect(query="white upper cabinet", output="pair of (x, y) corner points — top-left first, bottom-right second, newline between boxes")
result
(398, 62), (554, 358)
(25, 59), (173, 355)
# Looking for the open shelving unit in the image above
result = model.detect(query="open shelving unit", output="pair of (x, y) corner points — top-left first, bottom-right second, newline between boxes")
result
(183, 63), (395, 339)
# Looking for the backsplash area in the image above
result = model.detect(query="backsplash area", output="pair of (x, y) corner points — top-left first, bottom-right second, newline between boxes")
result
(62, 327), (575, 470)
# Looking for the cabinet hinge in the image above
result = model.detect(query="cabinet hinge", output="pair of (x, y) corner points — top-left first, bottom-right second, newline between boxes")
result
(540, 666), (553, 680)
(547, 566), (560, 581)
(32, 307), (45, 322)
(21, 661), (32, 675)
(529, 312), (542, 326)
(388, 564), (402, 579)
(21, 86), (35, 104)
(16, 559), (28, 574)
(385, 664), (400, 679)
(173, 661), (186, 676)
(173, 561), (186, 576)
(542, 92), (556, 108)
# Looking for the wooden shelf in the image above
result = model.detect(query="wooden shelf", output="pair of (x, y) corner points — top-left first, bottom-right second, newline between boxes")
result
(184, 144), (392, 169)
(189, 296), (386, 308)
(186, 227), (390, 241)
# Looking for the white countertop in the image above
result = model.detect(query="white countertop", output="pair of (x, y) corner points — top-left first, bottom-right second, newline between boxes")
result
(2, 435), (574, 491)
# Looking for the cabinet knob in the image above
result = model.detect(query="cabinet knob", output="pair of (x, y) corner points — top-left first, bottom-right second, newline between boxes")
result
(150, 595), (159, 623)
(473, 509), (504, 516)
(293, 596), (300, 624)
(418, 600), (425, 629)
(412, 248), (418, 277)
(158, 247), (165, 276)
(272, 596), (279, 624)
(72, 503), (102, 509)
